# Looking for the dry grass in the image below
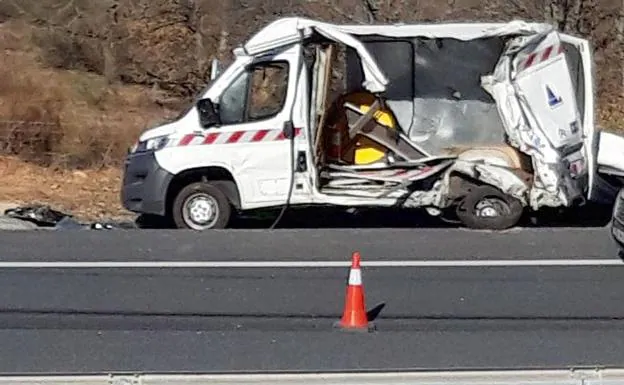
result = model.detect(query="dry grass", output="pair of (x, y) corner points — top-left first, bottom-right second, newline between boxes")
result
(597, 94), (624, 133)
(0, 155), (128, 221)
(0, 21), (180, 169)
(0, 21), (180, 220)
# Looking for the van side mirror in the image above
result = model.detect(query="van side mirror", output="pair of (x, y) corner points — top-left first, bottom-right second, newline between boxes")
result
(196, 98), (220, 128)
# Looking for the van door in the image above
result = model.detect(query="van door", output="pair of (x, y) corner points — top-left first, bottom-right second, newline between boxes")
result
(209, 44), (306, 208)
(511, 32), (591, 206)
(558, 34), (598, 201)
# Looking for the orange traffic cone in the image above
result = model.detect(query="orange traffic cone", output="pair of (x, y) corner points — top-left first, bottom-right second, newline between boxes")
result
(334, 251), (375, 332)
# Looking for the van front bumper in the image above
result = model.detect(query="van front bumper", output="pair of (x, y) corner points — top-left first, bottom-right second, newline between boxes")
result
(120, 151), (173, 216)
(610, 189), (624, 249)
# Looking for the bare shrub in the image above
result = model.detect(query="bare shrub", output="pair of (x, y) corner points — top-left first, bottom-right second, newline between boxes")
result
(0, 46), (176, 169)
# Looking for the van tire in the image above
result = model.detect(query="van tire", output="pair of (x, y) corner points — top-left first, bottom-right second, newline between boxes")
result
(456, 185), (524, 230)
(172, 182), (232, 230)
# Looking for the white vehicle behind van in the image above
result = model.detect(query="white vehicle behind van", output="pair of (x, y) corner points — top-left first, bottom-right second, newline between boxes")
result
(121, 17), (624, 230)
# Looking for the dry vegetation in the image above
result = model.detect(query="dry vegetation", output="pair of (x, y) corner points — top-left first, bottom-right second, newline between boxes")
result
(0, 0), (623, 220)
(0, 155), (130, 220)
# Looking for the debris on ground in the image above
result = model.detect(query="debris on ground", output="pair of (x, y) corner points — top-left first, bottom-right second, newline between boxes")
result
(0, 156), (133, 222)
(2, 204), (137, 230)
(4, 204), (68, 227)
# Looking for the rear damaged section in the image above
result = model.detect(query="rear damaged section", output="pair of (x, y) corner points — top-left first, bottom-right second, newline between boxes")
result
(302, 20), (589, 214)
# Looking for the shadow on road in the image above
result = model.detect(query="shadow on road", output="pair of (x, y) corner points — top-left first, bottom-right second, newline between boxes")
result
(220, 203), (613, 230)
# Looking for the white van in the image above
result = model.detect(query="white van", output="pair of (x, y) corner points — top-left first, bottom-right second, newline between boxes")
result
(121, 17), (617, 230)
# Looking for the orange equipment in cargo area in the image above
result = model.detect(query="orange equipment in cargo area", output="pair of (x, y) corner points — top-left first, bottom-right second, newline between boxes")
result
(324, 92), (398, 165)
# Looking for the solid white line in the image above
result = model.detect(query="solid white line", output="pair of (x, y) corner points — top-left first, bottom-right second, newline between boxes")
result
(0, 259), (620, 268)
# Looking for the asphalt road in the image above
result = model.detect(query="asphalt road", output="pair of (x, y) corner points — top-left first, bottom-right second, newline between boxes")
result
(0, 227), (623, 374)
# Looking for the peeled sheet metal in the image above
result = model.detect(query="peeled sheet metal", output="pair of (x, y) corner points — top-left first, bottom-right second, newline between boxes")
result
(325, 155), (456, 173)
(323, 167), (431, 184)
(484, 30), (587, 208)
(246, 17), (553, 47)
(321, 160), (455, 202)
(243, 18), (553, 95)
(243, 18), (388, 93)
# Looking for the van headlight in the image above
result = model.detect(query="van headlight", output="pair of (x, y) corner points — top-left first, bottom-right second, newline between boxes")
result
(131, 135), (170, 153)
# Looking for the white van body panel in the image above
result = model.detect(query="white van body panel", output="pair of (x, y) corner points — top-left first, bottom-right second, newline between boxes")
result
(598, 131), (624, 175)
(154, 44), (312, 210)
(483, 30), (592, 209)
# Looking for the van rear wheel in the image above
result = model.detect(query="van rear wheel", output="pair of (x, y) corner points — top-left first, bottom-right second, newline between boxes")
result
(172, 182), (232, 230)
(456, 185), (524, 230)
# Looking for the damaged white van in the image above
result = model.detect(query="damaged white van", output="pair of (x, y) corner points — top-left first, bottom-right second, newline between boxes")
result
(121, 17), (607, 230)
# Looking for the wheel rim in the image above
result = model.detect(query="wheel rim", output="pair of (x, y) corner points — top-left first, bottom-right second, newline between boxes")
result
(182, 193), (219, 230)
(473, 196), (511, 218)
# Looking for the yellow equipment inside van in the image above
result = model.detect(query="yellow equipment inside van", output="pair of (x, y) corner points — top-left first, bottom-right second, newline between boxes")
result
(350, 101), (398, 165)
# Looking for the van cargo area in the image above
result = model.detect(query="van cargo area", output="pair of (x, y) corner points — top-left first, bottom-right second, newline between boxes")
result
(298, 20), (589, 224)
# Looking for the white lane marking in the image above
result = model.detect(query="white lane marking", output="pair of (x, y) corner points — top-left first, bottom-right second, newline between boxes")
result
(0, 259), (620, 268)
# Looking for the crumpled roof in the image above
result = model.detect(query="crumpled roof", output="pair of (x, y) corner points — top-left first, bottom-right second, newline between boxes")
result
(242, 17), (555, 94)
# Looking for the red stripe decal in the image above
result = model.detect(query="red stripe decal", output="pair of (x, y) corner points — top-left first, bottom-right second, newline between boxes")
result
(252, 130), (269, 142)
(541, 46), (554, 62)
(525, 53), (537, 68)
(227, 131), (245, 143)
(179, 134), (195, 146)
(203, 133), (219, 144)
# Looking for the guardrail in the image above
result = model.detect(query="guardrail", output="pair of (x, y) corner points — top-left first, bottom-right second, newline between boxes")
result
(1, 368), (624, 385)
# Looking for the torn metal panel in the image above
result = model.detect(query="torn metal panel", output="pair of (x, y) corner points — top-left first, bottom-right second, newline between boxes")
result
(242, 18), (553, 97)
(321, 160), (454, 204)
(375, 161), (456, 198)
(483, 29), (588, 209)
(325, 180), (390, 189)
(402, 182), (446, 208)
(246, 18), (554, 50)
(336, 20), (554, 41)
(326, 155), (457, 173)
(322, 166), (438, 185)
(244, 18), (389, 93)
(450, 160), (530, 205)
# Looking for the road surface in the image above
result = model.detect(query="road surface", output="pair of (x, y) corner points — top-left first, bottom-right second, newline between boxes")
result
(0, 227), (622, 374)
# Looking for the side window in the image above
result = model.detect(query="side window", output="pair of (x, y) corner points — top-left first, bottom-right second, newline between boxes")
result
(247, 62), (289, 121)
(217, 60), (289, 125)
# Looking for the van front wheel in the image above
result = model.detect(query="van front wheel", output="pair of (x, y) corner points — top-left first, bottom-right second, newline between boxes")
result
(172, 182), (232, 230)
(456, 185), (524, 230)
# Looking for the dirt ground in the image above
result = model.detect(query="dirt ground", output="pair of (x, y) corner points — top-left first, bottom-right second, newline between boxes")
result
(0, 156), (133, 221)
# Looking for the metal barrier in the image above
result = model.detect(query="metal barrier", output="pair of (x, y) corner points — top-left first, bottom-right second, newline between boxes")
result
(1, 369), (624, 385)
